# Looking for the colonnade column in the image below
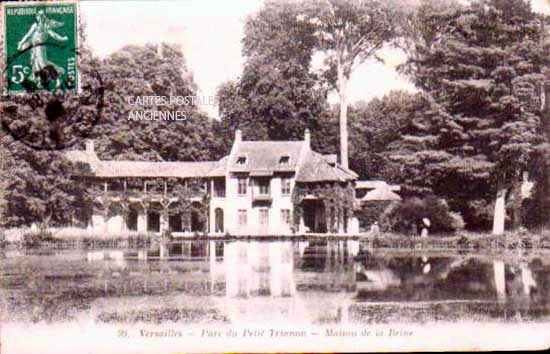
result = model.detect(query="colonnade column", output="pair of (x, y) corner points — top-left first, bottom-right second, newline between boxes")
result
(137, 206), (148, 233)
(160, 209), (169, 234)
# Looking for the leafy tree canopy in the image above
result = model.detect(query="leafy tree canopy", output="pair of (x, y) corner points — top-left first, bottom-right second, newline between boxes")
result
(216, 0), (328, 145)
(391, 0), (550, 228)
(90, 43), (223, 162)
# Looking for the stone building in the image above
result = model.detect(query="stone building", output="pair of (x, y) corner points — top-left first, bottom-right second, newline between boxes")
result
(66, 129), (359, 236)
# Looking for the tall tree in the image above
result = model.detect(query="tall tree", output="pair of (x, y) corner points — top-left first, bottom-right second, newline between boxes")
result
(347, 90), (416, 180)
(301, 0), (402, 168)
(217, 0), (328, 144)
(0, 18), (100, 227)
(522, 18), (550, 228)
(91, 43), (222, 162)
(394, 0), (549, 233)
(0, 132), (88, 227)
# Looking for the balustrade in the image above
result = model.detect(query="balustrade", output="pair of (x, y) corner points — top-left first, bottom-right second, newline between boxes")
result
(89, 178), (208, 201)
(251, 185), (272, 202)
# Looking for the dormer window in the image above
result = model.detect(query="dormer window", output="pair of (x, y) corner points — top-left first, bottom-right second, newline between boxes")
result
(236, 156), (247, 165)
(279, 155), (290, 164)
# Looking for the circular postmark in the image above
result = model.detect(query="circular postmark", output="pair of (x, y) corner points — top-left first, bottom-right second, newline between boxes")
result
(0, 66), (104, 151)
(1, 1), (104, 151)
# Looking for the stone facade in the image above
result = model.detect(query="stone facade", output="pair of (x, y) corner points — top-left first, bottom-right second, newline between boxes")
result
(67, 130), (361, 236)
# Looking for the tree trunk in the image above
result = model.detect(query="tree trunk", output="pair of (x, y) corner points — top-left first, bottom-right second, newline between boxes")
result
(492, 187), (507, 235)
(337, 65), (349, 169)
(43, 212), (52, 230)
(542, 80), (550, 226)
(511, 180), (522, 230)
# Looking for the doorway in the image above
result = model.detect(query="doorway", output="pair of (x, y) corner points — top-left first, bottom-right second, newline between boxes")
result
(215, 208), (224, 233)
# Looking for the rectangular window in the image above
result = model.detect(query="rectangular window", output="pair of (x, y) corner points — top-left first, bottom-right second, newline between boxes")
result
(238, 177), (247, 195)
(259, 209), (269, 226)
(281, 209), (291, 226)
(108, 180), (124, 192)
(281, 178), (291, 195)
(236, 156), (247, 165)
(213, 178), (225, 198)
(238, 209), (247, 227)
(258, 178), (270, 195)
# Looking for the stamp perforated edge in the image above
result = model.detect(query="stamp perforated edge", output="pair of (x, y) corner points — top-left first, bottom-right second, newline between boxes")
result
(0, 0), (81, 96)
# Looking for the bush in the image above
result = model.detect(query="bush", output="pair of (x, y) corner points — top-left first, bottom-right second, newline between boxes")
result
(22, 229), (56, 248)
(449, 211), (466, 231)
(380, 196), (465, 235)
(0, 232), (6, 248)
(521, 198), (540, 229)
(355, 201), (391, 231)
(520, 236), (533, 249)
(457, 235), (470, 248)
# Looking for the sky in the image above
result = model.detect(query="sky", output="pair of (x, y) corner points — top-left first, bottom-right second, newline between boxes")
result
(81, 0), (550, 119)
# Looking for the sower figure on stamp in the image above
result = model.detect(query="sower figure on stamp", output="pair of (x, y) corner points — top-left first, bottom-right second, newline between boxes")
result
(17, 9), (68, 88)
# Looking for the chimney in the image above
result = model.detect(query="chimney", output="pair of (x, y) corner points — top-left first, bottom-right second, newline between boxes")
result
(304, 129), (310, 148)
(85, 139), (95, 153)
(235, 129), (242, 142)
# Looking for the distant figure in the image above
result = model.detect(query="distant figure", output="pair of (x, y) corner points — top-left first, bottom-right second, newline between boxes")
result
(370, 222), (380, 237)
(411, 223), (418, 237)
(421, 217), (430, 238)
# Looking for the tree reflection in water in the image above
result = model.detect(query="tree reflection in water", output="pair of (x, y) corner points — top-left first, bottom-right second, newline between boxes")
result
(2, 241), (550, 324)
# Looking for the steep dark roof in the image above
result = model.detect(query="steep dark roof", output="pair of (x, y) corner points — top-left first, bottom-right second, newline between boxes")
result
(229, 141), (304, 173)
(296, 150), (357, 182)
(207, 156), (228, 177)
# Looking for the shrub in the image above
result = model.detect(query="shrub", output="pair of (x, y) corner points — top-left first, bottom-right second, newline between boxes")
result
(457, 235), (470, 248)
(22, 229), (56, 248)
(380, 196), (465, 235)
(520, 236), (533, 249)
(463, 199), (493, 230)
(449, 211), (466, 231)
(355, 201), (392, 231)
(521, 198), (540, 229)
(0, 232), (6, 248)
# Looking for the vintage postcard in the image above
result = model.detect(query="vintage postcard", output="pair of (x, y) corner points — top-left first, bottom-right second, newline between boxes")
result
(1, 0), (550, 353)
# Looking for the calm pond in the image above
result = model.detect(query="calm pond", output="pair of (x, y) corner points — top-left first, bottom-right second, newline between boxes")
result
(1, 239), (550, 325)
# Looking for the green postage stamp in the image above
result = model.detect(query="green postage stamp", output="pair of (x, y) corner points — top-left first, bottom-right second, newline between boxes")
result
(3, 1), (78, 93)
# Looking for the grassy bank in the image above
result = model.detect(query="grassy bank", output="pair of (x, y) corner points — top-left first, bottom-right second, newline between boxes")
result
(1, 227), (153, 249)
(1, 227), (550, 250)
(362, 230), (550, 251)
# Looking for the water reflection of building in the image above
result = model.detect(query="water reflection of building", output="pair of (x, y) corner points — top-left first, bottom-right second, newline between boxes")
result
(214, 240), (360, 324)
(223, 241), (295, 298)
(298, 240), (358, 292)
(86, 241), (550, 324)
